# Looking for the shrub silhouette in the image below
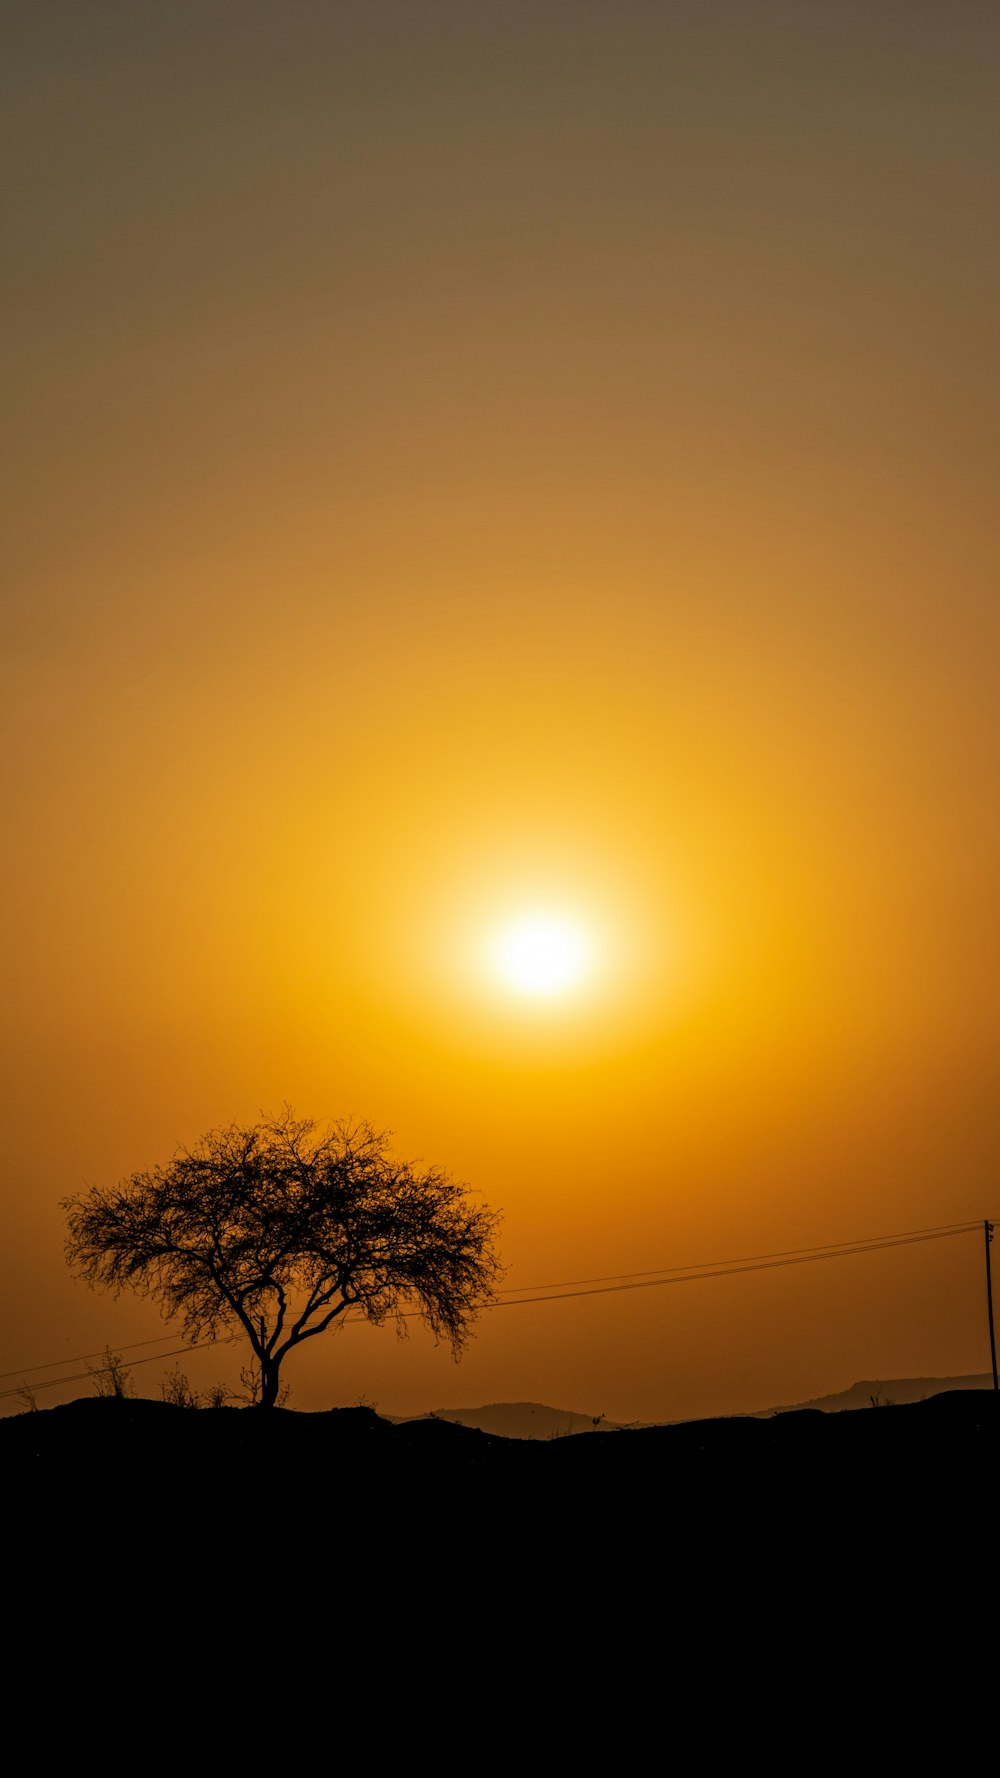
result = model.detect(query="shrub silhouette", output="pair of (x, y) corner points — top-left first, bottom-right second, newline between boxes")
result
(88, 1345), (132, 1400)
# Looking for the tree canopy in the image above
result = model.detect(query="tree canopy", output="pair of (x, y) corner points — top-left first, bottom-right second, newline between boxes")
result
(64, 1112), (503, 1407)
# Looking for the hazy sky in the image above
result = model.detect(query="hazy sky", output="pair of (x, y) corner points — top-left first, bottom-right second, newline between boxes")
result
(3, 2), (999, 1421)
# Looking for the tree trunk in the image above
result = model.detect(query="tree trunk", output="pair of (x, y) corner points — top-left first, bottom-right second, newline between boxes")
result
(258, 1362), (282, 1409)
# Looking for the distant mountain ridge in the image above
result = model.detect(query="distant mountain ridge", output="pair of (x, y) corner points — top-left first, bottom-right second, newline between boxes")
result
(397, 1375), (996, 1438)
(763, 1373), (995, 1415)
(398, 1402), (632, 1440)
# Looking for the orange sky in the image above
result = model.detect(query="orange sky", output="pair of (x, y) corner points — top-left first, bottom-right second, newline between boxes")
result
(3, 3), (999, 1421)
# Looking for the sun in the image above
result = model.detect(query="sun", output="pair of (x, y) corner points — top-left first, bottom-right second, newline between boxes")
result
(491, 912), (592, 998)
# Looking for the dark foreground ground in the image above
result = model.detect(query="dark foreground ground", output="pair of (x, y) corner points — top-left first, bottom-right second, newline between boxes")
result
(7, 1386), (996, 1540)
(5, 1393), (989, 1728)
(8, 1384), (997, 1488)
(5, 1391), (994, 1707)
(9, 1393), (996, 1671)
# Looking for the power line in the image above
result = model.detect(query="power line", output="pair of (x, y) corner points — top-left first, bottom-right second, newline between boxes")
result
(5, 1218), (980, 1383)
(496, 1219), (982, 1298)
(0, 1337), (236, 1404)
(483, 1223), (981, 1311)
(2, 1217), (989, 1400)
(0, 1330), (190, 1382)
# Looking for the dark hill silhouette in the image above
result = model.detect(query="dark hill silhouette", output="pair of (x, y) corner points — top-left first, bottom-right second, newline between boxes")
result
(7, 1390), (995, 1672)
(401, 1402), (630, 1438)
(390, 1372), (995, 1436)
(6, 1388), (997, 1513)
(763, 1372), (994, 1414)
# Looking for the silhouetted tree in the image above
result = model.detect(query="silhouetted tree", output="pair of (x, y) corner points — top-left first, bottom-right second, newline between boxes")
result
(64, 1112), (503, 1408)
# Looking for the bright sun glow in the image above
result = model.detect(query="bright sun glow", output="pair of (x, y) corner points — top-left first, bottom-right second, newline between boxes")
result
(492, 912), (592, 998)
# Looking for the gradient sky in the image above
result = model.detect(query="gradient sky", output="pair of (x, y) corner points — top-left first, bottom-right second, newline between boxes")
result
(3, 2), (999, 1422)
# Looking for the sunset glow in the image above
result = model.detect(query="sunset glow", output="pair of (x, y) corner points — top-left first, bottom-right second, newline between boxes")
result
(2, 6), (998, 1431)
(492, 913), (593, 999)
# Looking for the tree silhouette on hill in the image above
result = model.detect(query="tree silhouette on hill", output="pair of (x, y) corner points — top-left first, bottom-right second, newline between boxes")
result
(64, 1110), (502, 1408)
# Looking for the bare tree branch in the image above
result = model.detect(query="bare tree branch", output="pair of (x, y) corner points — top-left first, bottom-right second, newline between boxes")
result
(63, 1111), (503, 1408)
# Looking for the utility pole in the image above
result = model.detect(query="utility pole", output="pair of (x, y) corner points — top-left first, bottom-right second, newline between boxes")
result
(986, 1220), (998, 1392)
